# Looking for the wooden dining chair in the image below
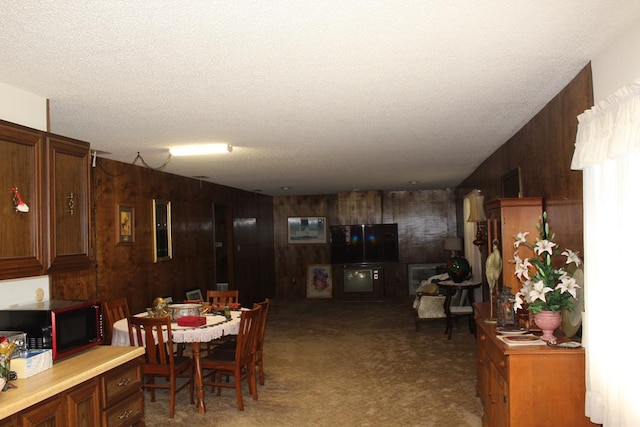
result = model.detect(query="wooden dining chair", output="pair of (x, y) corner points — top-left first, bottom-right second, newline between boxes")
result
(200, 305), (261, 411)
(206, 290), (239, 307)
(128, 315), (194, 418)
(103, 297), (130, 345)
(213, 298), (271, 385)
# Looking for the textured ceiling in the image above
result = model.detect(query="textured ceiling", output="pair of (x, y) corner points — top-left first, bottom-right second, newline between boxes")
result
(2, 2), (640, 196)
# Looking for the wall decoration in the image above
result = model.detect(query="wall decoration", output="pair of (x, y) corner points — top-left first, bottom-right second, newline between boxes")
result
(501, 167), (522, 198)
(116, 205), (134, 244)
(306, 264), (332, 298)
(185, 288), (204, 302)
(152, 199), (172, 262)
(287, 217), (326, 244)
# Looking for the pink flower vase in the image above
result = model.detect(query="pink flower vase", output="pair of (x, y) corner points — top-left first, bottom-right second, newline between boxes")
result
(533, 311), (562, 341)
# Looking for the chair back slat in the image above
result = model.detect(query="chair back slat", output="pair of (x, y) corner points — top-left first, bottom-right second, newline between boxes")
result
(254, 298), (270, 354)
(127, 316), (176, 369)
(103, 298), (131, 344)
(206, 290), (239, 306)
(235, 306), (261, 365)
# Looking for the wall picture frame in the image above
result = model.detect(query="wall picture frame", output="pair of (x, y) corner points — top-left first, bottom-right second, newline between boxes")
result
(152, 199), (172, 262)
(306, 264), (332, 298)
(287, 217), (326, 244)
(116, 205), (135, 244)
(185, 288), (204, 302)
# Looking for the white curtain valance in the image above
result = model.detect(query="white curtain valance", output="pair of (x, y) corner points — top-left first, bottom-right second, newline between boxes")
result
(571, 77), (640, 170)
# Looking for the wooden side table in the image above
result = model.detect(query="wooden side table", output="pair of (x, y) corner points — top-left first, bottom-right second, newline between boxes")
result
(438, 279), (482, 339)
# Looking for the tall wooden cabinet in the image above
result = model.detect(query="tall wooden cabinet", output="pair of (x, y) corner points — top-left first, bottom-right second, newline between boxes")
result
(485, 198), (542, 292)
(0, 119), (90, 280)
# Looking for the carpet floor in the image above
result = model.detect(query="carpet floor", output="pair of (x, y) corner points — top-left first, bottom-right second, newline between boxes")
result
(143, 297), (483, 426)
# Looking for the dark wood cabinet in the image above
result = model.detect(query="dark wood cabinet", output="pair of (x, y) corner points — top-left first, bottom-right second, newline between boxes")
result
(3, 349), (144, 427)
(0, 120), (91, 279)
(0, 121), (46, 279)
(45, 134), (91, 272)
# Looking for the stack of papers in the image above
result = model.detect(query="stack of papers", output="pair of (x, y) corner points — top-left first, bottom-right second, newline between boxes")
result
(497, 334), (544, 346)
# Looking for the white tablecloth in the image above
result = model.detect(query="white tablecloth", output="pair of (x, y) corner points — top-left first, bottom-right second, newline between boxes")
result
(110, 311), (242, 347)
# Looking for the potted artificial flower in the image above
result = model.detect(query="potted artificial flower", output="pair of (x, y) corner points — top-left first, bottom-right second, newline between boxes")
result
(512, 212), (582, 342)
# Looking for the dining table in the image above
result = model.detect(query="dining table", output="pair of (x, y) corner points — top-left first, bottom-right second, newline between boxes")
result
(111, 310), (242, 414)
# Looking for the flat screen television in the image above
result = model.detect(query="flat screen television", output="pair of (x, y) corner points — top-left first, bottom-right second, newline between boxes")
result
(329, 223), (399, 264)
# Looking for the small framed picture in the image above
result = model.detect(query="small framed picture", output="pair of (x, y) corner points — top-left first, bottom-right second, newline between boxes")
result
(306, 264), (332, 298)
(185, 288), (204, 302)
(116, 205), (135, 244)
(287, 217), (327, 244)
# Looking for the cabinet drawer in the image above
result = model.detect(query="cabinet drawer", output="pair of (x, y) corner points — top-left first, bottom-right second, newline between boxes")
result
(102, 390), (144, 427)
(100, 358), (142, 408)
(485, 336), (508, 379)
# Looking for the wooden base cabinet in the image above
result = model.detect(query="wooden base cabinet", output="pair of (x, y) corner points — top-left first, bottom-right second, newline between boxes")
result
(3, 352), (144, 427)
(475, 303), (598, 427)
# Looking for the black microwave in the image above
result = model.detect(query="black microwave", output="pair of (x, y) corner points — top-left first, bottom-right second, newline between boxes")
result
(0, 300), (104, 360)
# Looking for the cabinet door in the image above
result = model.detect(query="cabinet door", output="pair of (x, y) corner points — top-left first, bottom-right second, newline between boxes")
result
(66, 378), (101, 427)
(45, 134), (91, 272)
(19, 395), (65, 427)
(491, 362), (509, 427)
(0, 122), (45, 279)
(486, 198), (542, 291)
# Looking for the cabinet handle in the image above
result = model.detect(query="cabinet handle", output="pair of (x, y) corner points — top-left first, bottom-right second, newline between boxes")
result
(118, 410), (133, 420)
(117, 377), (132, 387)
(498, 361), (505, 368)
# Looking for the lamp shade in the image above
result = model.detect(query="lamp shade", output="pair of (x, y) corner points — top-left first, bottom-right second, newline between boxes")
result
(444, 237), (463, 252)
(467, 194), (486, 222)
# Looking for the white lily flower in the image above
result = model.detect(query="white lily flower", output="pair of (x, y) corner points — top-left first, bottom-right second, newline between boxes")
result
(528, 280), (553, 302)
(534, 239), (556, 256)
(561, 249), (582, 267)
(513, 232), (529, 248)
(558, 276), (580, 299)
(514, 257), (532, 281)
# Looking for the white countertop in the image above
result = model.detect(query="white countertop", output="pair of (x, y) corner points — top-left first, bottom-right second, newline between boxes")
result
(1, 345), (144, 420)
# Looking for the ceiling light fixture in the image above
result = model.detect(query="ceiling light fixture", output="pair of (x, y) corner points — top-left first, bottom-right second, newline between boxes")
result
(169, 143), (232, 157)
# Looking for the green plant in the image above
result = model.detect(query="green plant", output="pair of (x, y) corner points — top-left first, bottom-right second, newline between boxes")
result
(512, 212), (582, 314)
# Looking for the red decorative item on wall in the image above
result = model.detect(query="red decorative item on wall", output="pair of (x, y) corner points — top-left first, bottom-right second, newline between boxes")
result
(11, 187), (29, 213)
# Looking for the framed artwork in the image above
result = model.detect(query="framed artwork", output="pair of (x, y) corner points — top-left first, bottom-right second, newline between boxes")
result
(152, 199), (172, 262)
(501, 167), (522, 198)
(116, 205), (135, 244)
(306, 264), (332, 298)
(185, 288), (204, 302)
(287, 217), (326, 244)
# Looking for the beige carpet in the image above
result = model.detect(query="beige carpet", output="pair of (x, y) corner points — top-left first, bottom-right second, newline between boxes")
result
(143, 297), (483, 426)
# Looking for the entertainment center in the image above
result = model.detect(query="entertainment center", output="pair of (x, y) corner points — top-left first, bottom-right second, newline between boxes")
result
(329, 223), (399, 298)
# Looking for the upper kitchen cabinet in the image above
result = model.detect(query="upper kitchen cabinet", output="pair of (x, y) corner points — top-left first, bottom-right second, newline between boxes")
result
(45, 134), (91, 272)
(0, 120), (91, 280)
(0, 121), (46, 279)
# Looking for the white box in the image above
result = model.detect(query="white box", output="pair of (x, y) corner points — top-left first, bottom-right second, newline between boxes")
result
(11, 349), (53, 378)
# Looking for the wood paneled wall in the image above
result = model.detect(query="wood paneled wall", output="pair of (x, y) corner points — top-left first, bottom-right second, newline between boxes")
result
(50, 158), (274, 314)
(273, 189), (456, 297)
(51, 64), (592, 306)
(456, 63), (592, 270)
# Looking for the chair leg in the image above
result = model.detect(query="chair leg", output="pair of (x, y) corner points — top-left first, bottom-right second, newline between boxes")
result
(169, 375), (176, 418)
(249, 370), (258, 400)
(235, 374), (245, 411)
(257, 359), (265, 386)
